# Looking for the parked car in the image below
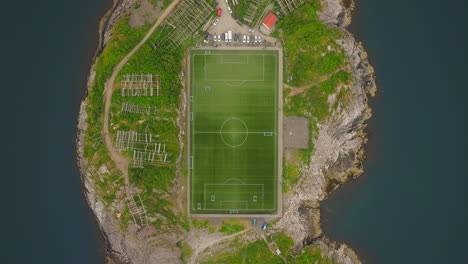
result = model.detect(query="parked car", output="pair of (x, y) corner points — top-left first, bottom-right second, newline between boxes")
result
(242, 35), (247, 43)
(262, 223), (268, 230)
(227, 6), (232, 14)
(213, 18), (219, 25)
(208, 34), (214, 42)
(221, 33), (225, 41)
(217, 8), (222, 17)
(247, 28), (255, 33)
(253, 218), (257, 226)
(249, 35), (255, 43)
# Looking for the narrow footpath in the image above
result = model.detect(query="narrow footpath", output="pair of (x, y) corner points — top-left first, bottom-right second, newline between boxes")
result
(102, 0), (181, 187)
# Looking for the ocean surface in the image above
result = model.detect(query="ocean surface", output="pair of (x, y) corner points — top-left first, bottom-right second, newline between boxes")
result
(1, 0), (111, 263)
(321, 0), (468, 263)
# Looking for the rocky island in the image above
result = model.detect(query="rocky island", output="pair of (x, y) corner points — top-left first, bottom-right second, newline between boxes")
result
(77, 0), (376, 263)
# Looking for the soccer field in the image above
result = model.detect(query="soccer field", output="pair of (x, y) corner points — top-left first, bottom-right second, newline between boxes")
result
(189, 49), (279, 215)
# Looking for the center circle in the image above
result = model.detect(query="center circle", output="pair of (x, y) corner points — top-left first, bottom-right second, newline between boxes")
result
(220, 118), (248, 148)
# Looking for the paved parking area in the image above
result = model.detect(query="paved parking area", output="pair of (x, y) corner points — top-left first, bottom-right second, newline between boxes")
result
(206, 0), (279, 46)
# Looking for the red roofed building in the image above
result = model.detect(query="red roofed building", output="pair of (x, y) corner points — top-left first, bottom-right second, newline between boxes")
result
(260, 12), (278, 34)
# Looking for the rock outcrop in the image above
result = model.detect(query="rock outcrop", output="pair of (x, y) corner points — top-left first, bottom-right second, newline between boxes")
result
(103, 0), (139, 46)
(77, 1), (184, 263)
(315, 237), (362, 264)
(276, 0), (375, 262)
(77, 0), (375, 263)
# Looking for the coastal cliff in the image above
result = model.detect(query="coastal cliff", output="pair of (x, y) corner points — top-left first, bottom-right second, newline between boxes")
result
(276, 0), (375, 262)
(77, 0), (184, 263)
(76, 0), (376, 263)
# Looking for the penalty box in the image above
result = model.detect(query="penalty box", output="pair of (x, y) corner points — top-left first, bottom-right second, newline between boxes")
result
(202, 184), (264, 210)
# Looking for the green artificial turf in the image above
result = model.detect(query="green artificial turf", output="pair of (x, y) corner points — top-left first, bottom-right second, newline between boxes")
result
(189, 49), (279, 214)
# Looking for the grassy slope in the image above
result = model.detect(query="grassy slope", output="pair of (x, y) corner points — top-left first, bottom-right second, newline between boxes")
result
(84, 15), (150, 210)
(219, 219), (245, 235)
(201, 232), (335, 264)
(274, 1), (352, 191)
(108, 27), (192, 230)
(84, 5), (194, 231)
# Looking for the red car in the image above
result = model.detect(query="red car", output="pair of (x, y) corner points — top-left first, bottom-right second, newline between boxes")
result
(217, 8), (222, 17)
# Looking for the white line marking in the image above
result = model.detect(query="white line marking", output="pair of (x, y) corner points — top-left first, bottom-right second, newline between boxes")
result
(190, 51), (279, 213)
(223, 178), (247, 184)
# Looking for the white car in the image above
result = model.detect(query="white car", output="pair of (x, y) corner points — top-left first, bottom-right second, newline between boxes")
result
(227, 6), (232, 14)
(242, 35), (247, 43)
(247, 28), (255, 33)
(213, 18), (219, 26)
(254, 36), (259, 43)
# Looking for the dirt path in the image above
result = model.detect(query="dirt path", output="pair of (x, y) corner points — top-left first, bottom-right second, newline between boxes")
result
(262, 235), (287, 263)
(285, 66), (346, 97)
(189, 228), (253, 264)
(102, 0), (181, 187)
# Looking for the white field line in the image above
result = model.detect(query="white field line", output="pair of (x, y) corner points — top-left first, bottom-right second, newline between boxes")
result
(221, 56), (249, 64)
(220, 200), (249, 209)
(194, 53), (272, 82)
(190, 51), (279, 213)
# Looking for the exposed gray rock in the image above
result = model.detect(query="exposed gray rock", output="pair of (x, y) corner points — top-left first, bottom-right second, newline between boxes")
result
(78, 0), (375, 263)
(314, 237), (362, 264)
(129, 0), (162, 28)
(276, 1), (375, 263)
(103, 0), (139, 47)
(77, 1), (185, 263)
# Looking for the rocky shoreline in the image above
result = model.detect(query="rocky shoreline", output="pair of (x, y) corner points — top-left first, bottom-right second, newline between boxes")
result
(274, 0), (375, 262)
(76, 0), (376, 263)
(76, 0), (144, 263)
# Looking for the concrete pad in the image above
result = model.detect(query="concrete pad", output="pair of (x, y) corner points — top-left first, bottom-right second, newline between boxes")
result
(284, 116), (309, 149)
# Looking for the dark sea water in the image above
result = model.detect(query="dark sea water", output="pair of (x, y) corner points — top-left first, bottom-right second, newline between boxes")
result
(1, 0), (111, 263)
(322, 0), (468, 263)
(2, 0), (468, 263)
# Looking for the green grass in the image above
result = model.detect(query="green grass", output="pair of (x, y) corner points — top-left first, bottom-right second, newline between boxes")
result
(189, 49), (279, 214)
(219, 219), (245, 235)
(290, 246), (336, 264)
(269, 232), (294, 256)
(271, 1), (352, 193)
(231, 0), (249, 24)
(202, 238), (283, 264)
(177, 241), (193, 263)
(202, 232), (336, 264)
(82, 12), (151, 213)
(192, 219), (209, 229)
(83, 1), (209, 230)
